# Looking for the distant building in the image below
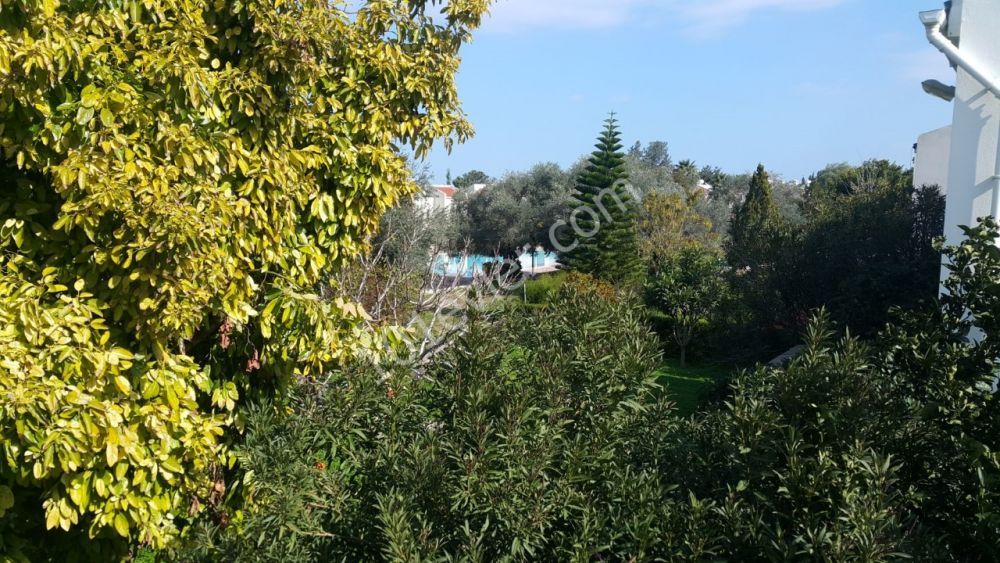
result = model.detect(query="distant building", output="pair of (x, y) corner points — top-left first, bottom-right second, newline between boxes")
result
(913, 126), (952, 193)
(415, 185), (458, 214)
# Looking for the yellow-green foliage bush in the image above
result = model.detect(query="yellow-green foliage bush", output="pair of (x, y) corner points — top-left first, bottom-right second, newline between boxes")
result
(0, 0), (489, 556)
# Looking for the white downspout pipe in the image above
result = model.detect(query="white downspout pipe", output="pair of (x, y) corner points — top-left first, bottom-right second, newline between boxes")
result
(921, 9), (1000, 100)
(921, 9), (1000, 225)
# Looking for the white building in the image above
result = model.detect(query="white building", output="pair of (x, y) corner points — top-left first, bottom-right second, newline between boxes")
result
(914, 0), (1000, 275)
(415, 185), (458, 214)
(913, 125), (952, 193)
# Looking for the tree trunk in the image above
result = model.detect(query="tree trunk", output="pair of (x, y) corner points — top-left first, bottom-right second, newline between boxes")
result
(676, 325), (693, 368)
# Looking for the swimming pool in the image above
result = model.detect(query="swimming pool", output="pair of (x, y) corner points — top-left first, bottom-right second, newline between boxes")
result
(433, 251), (559, 277)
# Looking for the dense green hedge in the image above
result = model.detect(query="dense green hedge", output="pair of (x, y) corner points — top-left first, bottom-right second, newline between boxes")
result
(173, 220), (1000, 560)
(176, 275), (696, 560)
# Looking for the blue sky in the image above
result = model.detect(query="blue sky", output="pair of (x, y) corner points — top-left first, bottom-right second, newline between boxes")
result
(426, 0), (956, 183)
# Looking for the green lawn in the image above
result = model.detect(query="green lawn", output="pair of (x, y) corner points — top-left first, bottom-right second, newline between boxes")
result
(656, 360), (732, 416)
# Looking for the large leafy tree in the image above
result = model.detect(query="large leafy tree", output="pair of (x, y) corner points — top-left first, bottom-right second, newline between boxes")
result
(560, 115), (641, 284)
(0, 0), (489, 556)
(637, 192), (716, 265)
(714, 161), (941, 359)
(452, 169), (492, 191)
(628, 140), (672, 169)
(648, 246), (728, 366)
(625, 140), (680, 198)
(778, 180), (944, 336)
(459, 162), (571, 255)
(805, 159), (914, 214)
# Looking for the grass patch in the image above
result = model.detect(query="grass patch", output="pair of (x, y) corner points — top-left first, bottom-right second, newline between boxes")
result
(523, 271), (567, 304)
(656, 360), (732, 416)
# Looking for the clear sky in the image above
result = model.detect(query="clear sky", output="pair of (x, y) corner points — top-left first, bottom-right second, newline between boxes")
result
(426, 0), (956, 183)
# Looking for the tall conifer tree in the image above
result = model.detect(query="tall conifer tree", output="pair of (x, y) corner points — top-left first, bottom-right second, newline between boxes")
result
(727, 164), (785, 325)
(561, 115), (641, 283)
(728, 164), (783, 271)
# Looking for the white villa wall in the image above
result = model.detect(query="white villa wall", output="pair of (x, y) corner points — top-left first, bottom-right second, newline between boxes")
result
(914, 126), (952, 193)
(414, 194), (451, 214)
(415, 185), (457, 214)
(936, 0), (1000, 250)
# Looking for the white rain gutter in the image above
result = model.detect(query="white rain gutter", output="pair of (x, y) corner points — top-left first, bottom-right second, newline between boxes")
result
(921, 8), (1000, 222)
(921, 9), (1000, 99)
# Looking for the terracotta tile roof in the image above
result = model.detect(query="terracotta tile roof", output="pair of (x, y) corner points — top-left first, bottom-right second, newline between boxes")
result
(435, 186), (457, 198)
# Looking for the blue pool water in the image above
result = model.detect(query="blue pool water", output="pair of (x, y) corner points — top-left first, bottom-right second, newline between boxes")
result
(433, 251), (559, 277)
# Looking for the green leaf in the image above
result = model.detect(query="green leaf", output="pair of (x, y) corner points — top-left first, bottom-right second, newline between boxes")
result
(161, 457), (183, 473)
(106, 444), (119, 467)
(76, 106), (95, 125)
(45, 507), (60, 530)
(142, 381), (161, 399)
(80, 84), (99, 108)
(0, 485), (14, 516)
(113, 513), (130, 537)
(114, 375), (132, 394)
(100, 108), (115, 127)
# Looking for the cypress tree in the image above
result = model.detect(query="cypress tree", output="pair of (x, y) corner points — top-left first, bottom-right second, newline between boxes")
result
(728, 164), (783, 271)
(727, 164), (785, 326)
(560, 115), (641, 284)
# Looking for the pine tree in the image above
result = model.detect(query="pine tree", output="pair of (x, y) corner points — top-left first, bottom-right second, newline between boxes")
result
(561, 115), (641, 284)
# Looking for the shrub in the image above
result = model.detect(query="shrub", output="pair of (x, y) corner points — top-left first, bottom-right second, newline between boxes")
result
(523, 271), (568, 305)
(175, 279), (710, 561)
(666, 219), (1000, 560)
(179, 220), (1000, 562)
(667, 315), (915, 560)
